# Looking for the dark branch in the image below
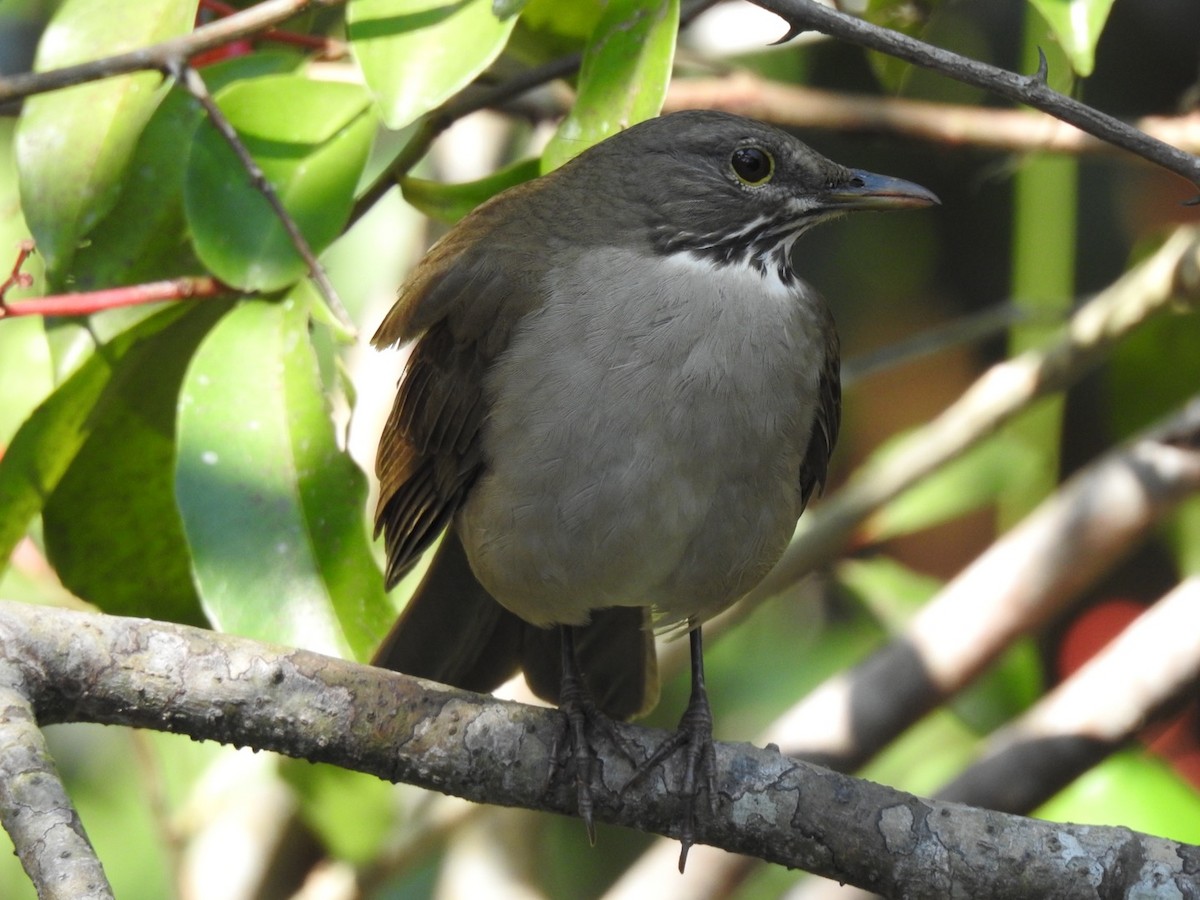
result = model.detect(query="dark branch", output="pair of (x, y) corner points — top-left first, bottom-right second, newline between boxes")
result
(753, 0), (1200, 190)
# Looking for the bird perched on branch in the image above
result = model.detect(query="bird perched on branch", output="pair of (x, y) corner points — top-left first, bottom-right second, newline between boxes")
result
(371, 109), (937, 866)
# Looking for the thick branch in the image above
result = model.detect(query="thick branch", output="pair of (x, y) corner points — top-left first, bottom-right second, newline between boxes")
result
(1, 602), (1196, 897)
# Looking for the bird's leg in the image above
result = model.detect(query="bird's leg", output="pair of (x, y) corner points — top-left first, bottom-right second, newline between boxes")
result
(550, 624), (604, 844)
(624, 621), (716, 872)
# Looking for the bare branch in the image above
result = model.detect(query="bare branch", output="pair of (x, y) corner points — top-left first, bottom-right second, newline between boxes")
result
(2, 601), (1198, 897)
(938, 577), (1200, 811)
(0, 664), (113, 900)
(0, 0), (347, 105)
(753, 0), (1200, 189)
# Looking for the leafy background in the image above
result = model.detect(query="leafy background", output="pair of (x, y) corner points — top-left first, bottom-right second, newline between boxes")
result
(1, 0), (1199, 897)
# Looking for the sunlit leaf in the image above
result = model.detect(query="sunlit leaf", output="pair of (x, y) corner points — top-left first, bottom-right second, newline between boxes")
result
(400, 157), (539, 223)
(1028, 0), (1117, 76)
(176, 296), (391, 661)
(348, 0), (517, 129)
(540, 0), (679, 171)
(183, 75), (376, 292)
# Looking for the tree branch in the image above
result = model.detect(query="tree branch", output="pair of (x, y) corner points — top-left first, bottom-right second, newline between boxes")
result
(1, 601), (1197, 897)
(753, 0), (1200, 190)
(0, 0), (347, 105)
(0, 661), (113, 900)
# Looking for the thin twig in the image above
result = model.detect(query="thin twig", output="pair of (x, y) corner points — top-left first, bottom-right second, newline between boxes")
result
(841, 303), (1029, 386)
(197, 0), (344, 55)
(172, 62), (351, 328)
(0, 240), (36, 305)
(754, 0), (1200, 190)
(0, 0), (347, 105)
(0, 275), (227, 319)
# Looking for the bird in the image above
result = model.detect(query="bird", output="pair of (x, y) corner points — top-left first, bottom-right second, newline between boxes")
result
(370, 109), (937, 865)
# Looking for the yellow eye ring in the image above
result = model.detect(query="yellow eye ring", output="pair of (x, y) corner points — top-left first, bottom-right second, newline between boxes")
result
(730, 146), (774, 185)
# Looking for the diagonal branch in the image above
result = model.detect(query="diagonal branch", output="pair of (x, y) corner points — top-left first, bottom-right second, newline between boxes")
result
(753, 0), (1200, 189)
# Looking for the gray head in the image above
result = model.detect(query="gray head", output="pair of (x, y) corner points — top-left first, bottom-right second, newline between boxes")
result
(556, 110), (938, 280)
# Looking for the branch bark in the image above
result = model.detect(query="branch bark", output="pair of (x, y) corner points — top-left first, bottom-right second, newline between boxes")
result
(1, 602), (1197, 898)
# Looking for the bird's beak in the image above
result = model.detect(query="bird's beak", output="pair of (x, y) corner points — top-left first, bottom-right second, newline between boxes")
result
(821, 170), (940, 211)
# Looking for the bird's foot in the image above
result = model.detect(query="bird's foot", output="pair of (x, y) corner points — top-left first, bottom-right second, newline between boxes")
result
(548, 664), (637, 844)
(624, 691), (717, 872)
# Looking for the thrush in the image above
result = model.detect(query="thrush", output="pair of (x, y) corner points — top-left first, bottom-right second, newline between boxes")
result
(371, 109), (938, 864)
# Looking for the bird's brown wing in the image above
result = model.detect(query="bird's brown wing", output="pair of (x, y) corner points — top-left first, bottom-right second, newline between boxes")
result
(798, 322), (842, 509)
(374, 320), (486, 587)
(370, 185), (658, 720)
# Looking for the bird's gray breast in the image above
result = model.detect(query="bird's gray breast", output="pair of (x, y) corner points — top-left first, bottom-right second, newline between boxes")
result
(457, 246), (829, 628)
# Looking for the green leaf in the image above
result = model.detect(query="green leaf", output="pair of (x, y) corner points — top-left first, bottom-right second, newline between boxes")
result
(861, 0), (941, 92)
(175, 296), (391, 661)
(541, 0), (679, 172)
(183, 75), (376, 293)
(14, 0), (197, 281)
(42, 301), (230, 625)
(0, 304), (195, 579)
(1027, 0), (1116, 76)
(69, 52), (306, 292)
(348, 0), (517, 130)
(400, 157), (540, 223)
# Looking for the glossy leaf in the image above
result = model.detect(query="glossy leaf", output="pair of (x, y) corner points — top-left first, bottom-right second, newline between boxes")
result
(0, 304), (195, 579)
(69, 52), (305, 292)
(1028, 0), (1117, 76)
(176, 296), (391, 661)
(42, 301), (230, 625)
(400, 157), (540, 223)
(184, 75), (375, 293)
(14, 0), (197, 281)
(541, 0), (679, 172)
(348, 0), (517, 129)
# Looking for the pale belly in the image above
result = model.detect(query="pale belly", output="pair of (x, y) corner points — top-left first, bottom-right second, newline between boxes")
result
(456, 249), (826, 628)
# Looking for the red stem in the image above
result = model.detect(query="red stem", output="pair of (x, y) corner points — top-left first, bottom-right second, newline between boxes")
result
(0, 276), (228, 319)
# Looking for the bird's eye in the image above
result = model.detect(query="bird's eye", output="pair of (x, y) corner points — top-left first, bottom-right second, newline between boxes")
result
(730, 147), (774, 185)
